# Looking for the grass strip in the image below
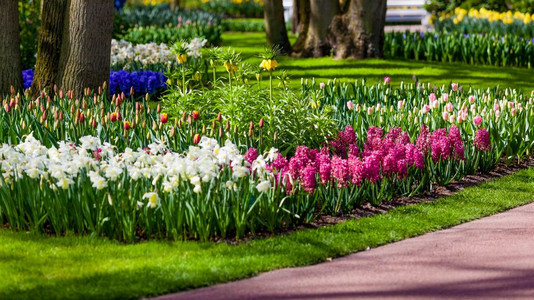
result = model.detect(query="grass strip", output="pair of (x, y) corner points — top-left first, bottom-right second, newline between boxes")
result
(1, 168), (534, 299)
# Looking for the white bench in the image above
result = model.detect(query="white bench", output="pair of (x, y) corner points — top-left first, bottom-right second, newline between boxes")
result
(282, 0), (430, 25)
(386, 0), (430, 24)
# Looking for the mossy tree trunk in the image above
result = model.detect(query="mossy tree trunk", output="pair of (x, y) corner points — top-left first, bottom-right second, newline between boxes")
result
(293, 0), (339, 57)
(328, 0), (387, 59)
(290, 0), (310, 54)
(0, 0), (23, 96)
(264, 0), (291, 54)
(57, 0), (114, 97)
(170, 0), (182, 10)
(31, 0), (68, 95)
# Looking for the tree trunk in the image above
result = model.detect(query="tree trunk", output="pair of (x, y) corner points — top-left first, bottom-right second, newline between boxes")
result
(170, 0), (182, 10)
(57, 0), (114, 97)
(263, 0), (291, 54)
(290, 0), (310, 54)
(328, 0), (387, 59)
(294, 0), (338, 57)
(0, 0), (23, 95)
(31, 0), (68, 95)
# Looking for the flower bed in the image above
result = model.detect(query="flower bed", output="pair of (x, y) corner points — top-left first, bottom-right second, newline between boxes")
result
(114, 5), (222, 46)
(2, 74), (534, 242)
(22, 69), (167, 97)
(384, 31), (534, 68)
(432, 7), (534, 38)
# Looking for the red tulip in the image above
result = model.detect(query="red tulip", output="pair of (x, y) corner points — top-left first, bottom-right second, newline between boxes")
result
(160, 113), (168, 124)
(192, 110), (200, 120)
(124, 121), (132, 131)
(193, 133), (201, 145)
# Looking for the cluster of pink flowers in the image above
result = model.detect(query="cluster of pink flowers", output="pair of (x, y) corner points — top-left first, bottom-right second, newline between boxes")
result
(427, 125), (465, 163)
(268, 126), (425, 194)
(474, 128), (491, 151)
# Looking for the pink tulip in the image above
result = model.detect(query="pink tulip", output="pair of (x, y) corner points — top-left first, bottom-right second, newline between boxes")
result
(445, 102), (454, 112)
(451, 83), (458, 91)
(473, 115), (482, 126)
(384, 77), (390, 84)
(429, 93), (437, 102)
(468, 95), (475, 104)
(494, 104), (500, 111)
(347, 101), (354, 110)
(397, 100), (404, 109)
(319, 82), (325, 89)
(495, 110), (501, 117)
(511, 108), (517, 117)
(442, 111), (449, 121)
(442, 93), (449, 102)
(422, 105), (430, 114)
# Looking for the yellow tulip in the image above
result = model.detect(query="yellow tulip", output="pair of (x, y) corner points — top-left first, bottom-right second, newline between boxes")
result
(177, 54), (187, 64)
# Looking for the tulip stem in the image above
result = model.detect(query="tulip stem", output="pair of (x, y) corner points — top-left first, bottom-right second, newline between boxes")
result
(182, 65), (186, 96)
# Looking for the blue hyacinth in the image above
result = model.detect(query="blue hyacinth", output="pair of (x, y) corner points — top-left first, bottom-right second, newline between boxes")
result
(22, 69), (167, 96)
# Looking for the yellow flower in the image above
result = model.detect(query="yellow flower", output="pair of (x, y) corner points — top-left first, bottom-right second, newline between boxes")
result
(224, 61), (238, 73)
(177, 54), (188, 64)
(259, 59), (278, 71)
(192, 72), (202, 81)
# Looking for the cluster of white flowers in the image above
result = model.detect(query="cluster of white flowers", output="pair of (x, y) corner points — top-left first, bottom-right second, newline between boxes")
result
(0, 134), (277, 208)
(185, 37), (208, 58)
(110, 38), (208, 70)
(110, 39), (175, 70)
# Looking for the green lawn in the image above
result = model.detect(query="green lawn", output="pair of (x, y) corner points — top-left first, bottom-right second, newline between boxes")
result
(222, 32), (534, 93)
(2, 168), (534, 299)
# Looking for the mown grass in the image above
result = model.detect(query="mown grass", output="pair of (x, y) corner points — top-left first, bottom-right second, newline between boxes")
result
(2, 168), (534, 299)
(221, 32), (534, 93)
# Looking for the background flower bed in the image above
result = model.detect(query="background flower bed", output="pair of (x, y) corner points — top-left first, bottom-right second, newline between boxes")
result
(385, 31), (534, 68)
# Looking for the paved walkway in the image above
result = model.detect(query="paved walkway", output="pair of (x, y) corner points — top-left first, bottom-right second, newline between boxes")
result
(155, 202), (534, 299)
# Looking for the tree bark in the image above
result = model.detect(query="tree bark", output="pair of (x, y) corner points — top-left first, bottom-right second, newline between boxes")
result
(328, 0), (387, 59)
(0, 0), (23, 95)
(57, 0), (114, 97)
(294, 0), (338, 57)
(263, 0), (291, 54)
(31, 0), (68, 95)
(290, 0), (310, 54)
(170, 0), (182, 10)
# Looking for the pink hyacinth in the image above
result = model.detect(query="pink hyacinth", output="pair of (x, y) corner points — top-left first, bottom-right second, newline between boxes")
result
(364, 127), (384, 154)
(416, 125), (431, 154)
(245, 148), (258, 164)
(474, 128), (491, 151)
(271, 154), (288, 171)
(315, 151), (332, 184)
(331, 156), (349, 187)
(473, 115), (482, 126)
(348, 154), (364, 186)
(300, 165), (317, 193)
(431, 129), (451, 162)
(362, 154), (381, 183)
(448, 125), (465, 161)
(413, 149), (425, 169)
